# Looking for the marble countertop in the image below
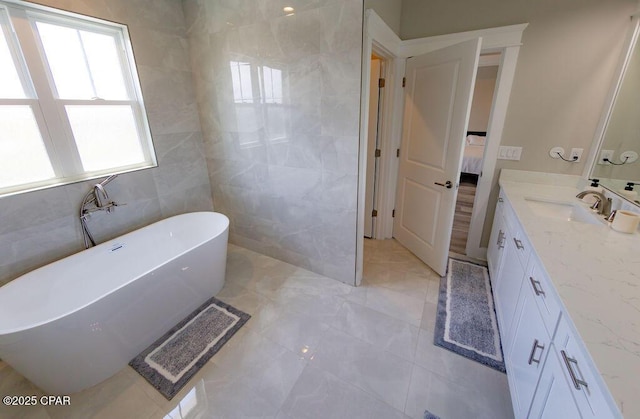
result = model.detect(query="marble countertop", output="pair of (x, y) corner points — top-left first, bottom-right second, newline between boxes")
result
(498, 170), (639, 418)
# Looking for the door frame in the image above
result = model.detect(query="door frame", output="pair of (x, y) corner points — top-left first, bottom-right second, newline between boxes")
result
(356, 10), (528, 284)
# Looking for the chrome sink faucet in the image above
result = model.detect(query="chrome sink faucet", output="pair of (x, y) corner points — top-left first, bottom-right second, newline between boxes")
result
(575, 190), (612, 216)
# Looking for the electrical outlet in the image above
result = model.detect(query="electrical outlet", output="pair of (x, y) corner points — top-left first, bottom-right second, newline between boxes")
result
(570, 148), (584, 162)
(599, 149), (614, 165)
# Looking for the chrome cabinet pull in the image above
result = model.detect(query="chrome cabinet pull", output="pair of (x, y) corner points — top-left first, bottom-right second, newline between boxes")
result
(529, 276), (546, 297)
(528, 339), (545, 365)
(498, 197), (504, 202)
(561, 350), (589, 390)
(497, 230), (505, 249)
(513, 238), (524, 250)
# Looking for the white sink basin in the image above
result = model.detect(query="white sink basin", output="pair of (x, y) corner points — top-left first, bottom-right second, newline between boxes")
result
(524, 198), (603, 225)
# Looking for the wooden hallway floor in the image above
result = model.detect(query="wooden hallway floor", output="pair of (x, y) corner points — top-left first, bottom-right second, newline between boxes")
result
(449, 179), (477, 255)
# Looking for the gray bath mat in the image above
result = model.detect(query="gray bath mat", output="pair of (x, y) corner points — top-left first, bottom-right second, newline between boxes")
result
(434, 258), (505, 373)
(129, 296), (250, 399)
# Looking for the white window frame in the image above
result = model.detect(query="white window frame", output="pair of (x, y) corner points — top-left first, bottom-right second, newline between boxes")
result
(0, 0), (156, 198)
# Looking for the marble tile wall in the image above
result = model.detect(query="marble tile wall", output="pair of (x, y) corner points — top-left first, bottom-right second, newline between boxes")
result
(182, 0), (364, 285)
(0, 0), (213, 286)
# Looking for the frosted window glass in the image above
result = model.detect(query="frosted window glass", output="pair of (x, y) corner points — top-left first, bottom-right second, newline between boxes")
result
(0, 18), (26, 98)
(80, 31), (128, 99)
(66, 105), (144, 171)
(36, 22), (128, 100)
(0, 106), (54, 187)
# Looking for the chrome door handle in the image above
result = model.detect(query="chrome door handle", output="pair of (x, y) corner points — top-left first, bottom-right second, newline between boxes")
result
(561, 350), (589, 390)
(529, 276), (546, 297)
(513, 238), (524, 250)
(434, 180), (453, 189)
(497, 230), (505, 249)
(528, 339), (545, 365)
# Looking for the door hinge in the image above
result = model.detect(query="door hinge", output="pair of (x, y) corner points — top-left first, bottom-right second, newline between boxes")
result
(392, 209), (395, 217)
(378, 78), (385, 88)
(375, 149), (381, 158)
(402, 77), (406, 87)
(396, 148), (400, 158)
(372, 209), (378, 217)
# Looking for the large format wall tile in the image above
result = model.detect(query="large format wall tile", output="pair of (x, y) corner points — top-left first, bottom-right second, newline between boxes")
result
(184, 0), (363, 285)
(0, 0), (212, 286)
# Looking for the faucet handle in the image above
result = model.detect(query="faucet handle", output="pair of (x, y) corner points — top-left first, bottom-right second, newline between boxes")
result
(605, 210), (617, 222)
(106, 201), (126, 213)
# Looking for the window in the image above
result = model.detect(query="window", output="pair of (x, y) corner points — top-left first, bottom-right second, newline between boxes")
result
(0, 0), (156, 197)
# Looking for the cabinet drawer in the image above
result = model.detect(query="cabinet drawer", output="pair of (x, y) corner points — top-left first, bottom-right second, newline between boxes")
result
(526, 258), (561, 339)
(487, 193), (506, 280)
(554, 318), (621, 418)
(505, 275), (551, 418)
(528, 342), (582, 419)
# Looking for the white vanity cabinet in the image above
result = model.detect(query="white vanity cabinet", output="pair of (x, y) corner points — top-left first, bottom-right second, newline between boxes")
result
(492, 193), (530, 349)
(528, 317), (615, 419)
(551, 318), (617, 418)
(487, 192), (506, 277)
(489, 190), (621, 419)
(527, 342), (583, 419)
(506, 262), (551, 419)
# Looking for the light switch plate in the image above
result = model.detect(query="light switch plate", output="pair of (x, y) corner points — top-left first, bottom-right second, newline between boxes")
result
(498, 146), (523, 161)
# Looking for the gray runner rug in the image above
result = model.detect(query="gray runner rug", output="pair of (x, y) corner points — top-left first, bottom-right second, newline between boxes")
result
(434, 258), (505, 373)
(129, 296), (250, 399)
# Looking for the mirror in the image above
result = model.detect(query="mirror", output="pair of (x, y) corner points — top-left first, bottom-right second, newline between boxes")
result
(589, 16), (640, 203)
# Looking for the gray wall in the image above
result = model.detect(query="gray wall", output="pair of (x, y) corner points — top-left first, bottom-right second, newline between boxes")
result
(182, 0), (363, 284)
(468, 66), (498, 132)
(364, 0), (403, 36)
(0, 0), (213, 286)
(401, 0), (637, 176)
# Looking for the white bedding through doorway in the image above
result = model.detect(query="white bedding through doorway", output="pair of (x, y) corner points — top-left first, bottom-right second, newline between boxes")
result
(462, 143), (484, 175)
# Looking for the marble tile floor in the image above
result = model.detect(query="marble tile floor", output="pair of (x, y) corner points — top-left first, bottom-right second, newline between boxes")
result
(0, 240), (514, 419)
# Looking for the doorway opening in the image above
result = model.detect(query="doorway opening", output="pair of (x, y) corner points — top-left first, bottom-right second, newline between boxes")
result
(364, 53), (386, 239)
(450, 60), (500, 257)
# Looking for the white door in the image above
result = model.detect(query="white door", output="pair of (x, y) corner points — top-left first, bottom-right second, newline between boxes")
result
(393, 38), (481, 276)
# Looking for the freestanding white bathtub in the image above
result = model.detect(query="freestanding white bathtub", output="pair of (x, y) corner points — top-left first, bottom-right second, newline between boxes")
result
(0, 212), (229, 394)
